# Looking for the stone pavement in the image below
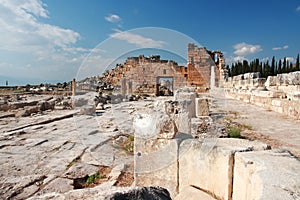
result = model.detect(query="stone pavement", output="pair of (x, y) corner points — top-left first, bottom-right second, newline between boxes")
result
(212, 89), (300, 157)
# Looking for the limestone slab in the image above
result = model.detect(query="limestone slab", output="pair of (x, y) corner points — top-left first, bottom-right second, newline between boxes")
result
(232, 150), (300, 200)
(174, 186), (216, 200)
(134, 138), (179, 199)
(179, 138), (269, 200)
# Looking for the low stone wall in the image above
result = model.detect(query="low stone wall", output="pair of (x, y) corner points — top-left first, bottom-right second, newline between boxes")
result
(225, 90), (300, 120)
(223, 71), (300, 120)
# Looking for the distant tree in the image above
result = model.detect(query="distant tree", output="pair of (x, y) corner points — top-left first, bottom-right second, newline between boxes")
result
(271, 56), (275, 76)
(255, 59), (260, 72)
(259, 62), (263, 76)
(286, 60), (290, 72)
(62, 82), (68, 88)
(296, 54), (300, 71)
(25, 84), (31, 92)
(278, 59), (282, 74)
(289, 62), (293, 72)
(264, 60), (271, 78)
(226, 65), (231, 77)
(282, 57), (287, 73)
(243, 60), (249, 73)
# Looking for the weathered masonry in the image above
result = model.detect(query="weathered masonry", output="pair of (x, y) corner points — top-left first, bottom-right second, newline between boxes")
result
(101, 43), (225, 95)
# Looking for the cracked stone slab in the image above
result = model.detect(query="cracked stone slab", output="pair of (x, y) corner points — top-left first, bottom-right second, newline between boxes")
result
(232, 150), (300, 200)
(63, 162), (99, 179)
(179, 138), (269, 200)
(35, 178), (73, 196)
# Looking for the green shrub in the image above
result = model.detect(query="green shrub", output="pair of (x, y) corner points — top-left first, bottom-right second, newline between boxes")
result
(228, 127), (241, 138)
(86, 174), (95, 184)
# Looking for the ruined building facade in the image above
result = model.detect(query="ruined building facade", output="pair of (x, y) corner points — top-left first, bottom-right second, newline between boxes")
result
(187, 43), (225, 88)
(101, 43), (225, 95)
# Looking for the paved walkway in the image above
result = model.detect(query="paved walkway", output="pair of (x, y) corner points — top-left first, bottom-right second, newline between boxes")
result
(213, 91), (300, 157)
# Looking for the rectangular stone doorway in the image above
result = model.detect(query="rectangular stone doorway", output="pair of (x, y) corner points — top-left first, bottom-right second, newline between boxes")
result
(156, 76), (174, 96)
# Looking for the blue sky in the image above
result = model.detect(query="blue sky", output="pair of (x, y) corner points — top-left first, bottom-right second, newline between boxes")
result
(0, 0), (300, 85)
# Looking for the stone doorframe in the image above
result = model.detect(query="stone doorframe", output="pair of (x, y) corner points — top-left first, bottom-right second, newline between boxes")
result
(156, 76), (174, 96)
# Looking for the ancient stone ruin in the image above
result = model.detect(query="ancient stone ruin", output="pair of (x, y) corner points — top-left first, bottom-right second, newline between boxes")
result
(1, 43), (300, 200)
(98, 43), (225, 96)
(223, 71), (300, 119)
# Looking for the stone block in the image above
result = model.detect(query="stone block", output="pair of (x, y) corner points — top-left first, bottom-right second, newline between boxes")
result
(271, 99), (281, 107)
(174, 88), (196, 118)
(195, 98), (209, 116)
(134, 138), (179, 199)
(265, 76), (278, 87)
(232, 150), (300, 200)
(179, 138), (269, 200)
(190, 117), (213, 138)
(174, 186), (215, 200)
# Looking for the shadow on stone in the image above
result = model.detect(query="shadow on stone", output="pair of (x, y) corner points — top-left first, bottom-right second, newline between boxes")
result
(107, 186), (172, 200)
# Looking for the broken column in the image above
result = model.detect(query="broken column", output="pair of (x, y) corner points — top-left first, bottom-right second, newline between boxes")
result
(128, 80), (133, 95)
(133, 100), (180, 199)
(174, 87), (196, 134)
(72, 78), (76, 96)
(121, 78), (127, 97)
(195, 97), (209, 117)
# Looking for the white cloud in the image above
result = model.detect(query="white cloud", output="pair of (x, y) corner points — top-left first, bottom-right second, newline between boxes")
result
(109, 29), (166, 48)
(296, 6), (300, 11)
(0, 0), (80, 52)
(286, 57), (295, 63)
(233, 42), (262, 56)
(105, 14), (121, 23)
(0, 0), (86, 83)
(261, 57), (269, 62)
(62, 47), (105, 54)
(272, 47), (282, 51)
(272, 45), (289, 51)
(226, 56), (247, 64)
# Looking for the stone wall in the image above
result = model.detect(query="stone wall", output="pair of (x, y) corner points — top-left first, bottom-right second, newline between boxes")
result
(101, 55), (188, 95)
(223, 71), (300, 119)
(225, 91), (300, 120)
(100, 44), (225, 95)
(187, 43), (221, 88)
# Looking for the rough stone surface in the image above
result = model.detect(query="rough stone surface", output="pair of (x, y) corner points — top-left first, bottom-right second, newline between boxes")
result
(190, 117), (213, 138)
(179, 138), (269, 200)
(174, 186), (216, 200)
(174, 87), (196, 118)
(233, 150), (300, 200)
(219, 96), (300, 156)
(28, 185), (171, 200)
(2, 90), (300, 200)
(63, 162), (99, 179)
(195, 97), (209, 116)
(36, 178), (73, 195)
(134, 138), (179, 199)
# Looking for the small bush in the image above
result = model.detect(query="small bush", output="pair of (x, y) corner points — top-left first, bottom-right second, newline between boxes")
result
(228, 127), (241, 138)
(86, 175), (95, 184)
(86, 171), (101, 184)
